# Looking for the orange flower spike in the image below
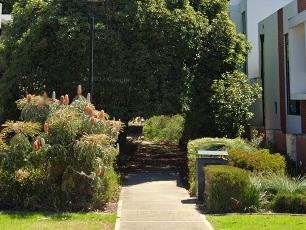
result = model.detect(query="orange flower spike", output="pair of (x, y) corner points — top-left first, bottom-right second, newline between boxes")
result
(77, 85), (82, 96)
(60, 96), (65, 104)
(33, 140), (39, 151)
(64, 94), (70, 105)
(85, 105), (94, 116)
(98, 110), (105, 120)
(26, 94), (32, 103)
(96, 167), (104, 176)
(42, 92), (48, 100)
(85, 106), (90, 115)
(93, 110), (99, 118)
(90, 117), (97, 124)
(44, 123), (49, 134)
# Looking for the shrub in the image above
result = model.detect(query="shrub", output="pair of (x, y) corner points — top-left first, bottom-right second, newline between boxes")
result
(46, 108), (83, 145)
(228, 149), (286, 174)
(16, 95), (60, 123)
(250, 173), (306, 195)
(187, 137), (255, 195)
(0, 168), (49, 210)
(143, 115), (185, 144)
(204, 165), (259, 213)
(0, 87), (123, 211)
(74, 134), (118, 173)
(272, 193), (306, 214)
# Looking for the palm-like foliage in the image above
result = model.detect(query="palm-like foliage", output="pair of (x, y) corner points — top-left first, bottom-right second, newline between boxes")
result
(1, 121), (41, 138)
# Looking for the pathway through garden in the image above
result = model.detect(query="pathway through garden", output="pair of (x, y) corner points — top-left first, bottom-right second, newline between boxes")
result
(116, 139), (213, 230)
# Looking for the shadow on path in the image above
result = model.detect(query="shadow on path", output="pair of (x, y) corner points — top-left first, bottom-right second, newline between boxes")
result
(119, 138), (188, 187)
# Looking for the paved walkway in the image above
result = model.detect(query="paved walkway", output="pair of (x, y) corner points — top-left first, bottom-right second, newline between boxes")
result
(116, 171), (213, 230)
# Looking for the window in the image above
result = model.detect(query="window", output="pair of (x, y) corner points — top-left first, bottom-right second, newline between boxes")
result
(285, 34), (300, 115)
(260, 34), (266, 125)
(242, 11), (247, 74)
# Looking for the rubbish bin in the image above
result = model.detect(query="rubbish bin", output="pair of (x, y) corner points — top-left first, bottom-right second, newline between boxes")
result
(196, 150), (229, 201)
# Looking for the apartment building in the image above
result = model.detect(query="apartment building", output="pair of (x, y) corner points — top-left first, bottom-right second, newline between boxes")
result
(230, 0), (293, 127)
(259, 0), (306, 169)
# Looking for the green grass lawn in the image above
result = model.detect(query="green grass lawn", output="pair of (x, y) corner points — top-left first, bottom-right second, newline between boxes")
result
(207, 214), (306, 230)
(0, 211), (116, 230)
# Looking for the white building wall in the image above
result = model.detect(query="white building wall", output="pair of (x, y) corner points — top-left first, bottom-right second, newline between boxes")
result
(284, 1), (302, 134)
(258, 0), (303, 134)
(230, 0), (293, 127)
(230, 0), (292, 78)
(246, 0), (292, 79)
(259, 14), (281, 130)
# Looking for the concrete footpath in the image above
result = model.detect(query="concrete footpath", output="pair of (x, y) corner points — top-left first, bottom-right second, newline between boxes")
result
(115, 171), (213, 230)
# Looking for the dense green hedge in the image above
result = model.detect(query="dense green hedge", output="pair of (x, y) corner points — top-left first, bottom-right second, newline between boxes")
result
(228, 149), (286, 174)
(204, 165), (259, 213)
(143, 115), (185, 144)
(187, 137), (255, 194)
(272, 193), (306, 214)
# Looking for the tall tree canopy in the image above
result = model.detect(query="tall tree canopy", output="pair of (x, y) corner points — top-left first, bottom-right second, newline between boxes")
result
(0, 0), (259, 139)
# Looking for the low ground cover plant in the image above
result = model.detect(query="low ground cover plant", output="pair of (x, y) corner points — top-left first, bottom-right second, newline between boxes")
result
(204, 165), (259, 213)
(251, 173), (306, 213)
(0, 86), (123, 211)
(143, 115), (184, 144)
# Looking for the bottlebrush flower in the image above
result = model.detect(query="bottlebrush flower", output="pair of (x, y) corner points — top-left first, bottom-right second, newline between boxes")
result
(44, 123), (49, 134)
(64, 94), (70, 105)
(98, 110), (105, 120)
(52, 91), (56, 100)
(33, 140), (40, 151)
(77, 85), (82, 96)
(90, 117), (97, 124)
(96, 167), (104, 176)
(60, 96), (65, 104)
(43, 92), (48, 100)
(85, 105), (94, 116)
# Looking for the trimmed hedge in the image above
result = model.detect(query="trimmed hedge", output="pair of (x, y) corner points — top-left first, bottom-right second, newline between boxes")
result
(204, 165), (259, 213)
(187, 137), (255, 194)
(228, 149), (286, 174)
(143, 115), (185, 144)
(272, 193), (306, 214)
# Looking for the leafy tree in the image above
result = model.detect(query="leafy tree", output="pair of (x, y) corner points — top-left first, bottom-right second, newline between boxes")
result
(0, 0), (208, 123)
(210, 71), (261, 138)
(0, 0), (259, 139)
(182, 0), (254, 141)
